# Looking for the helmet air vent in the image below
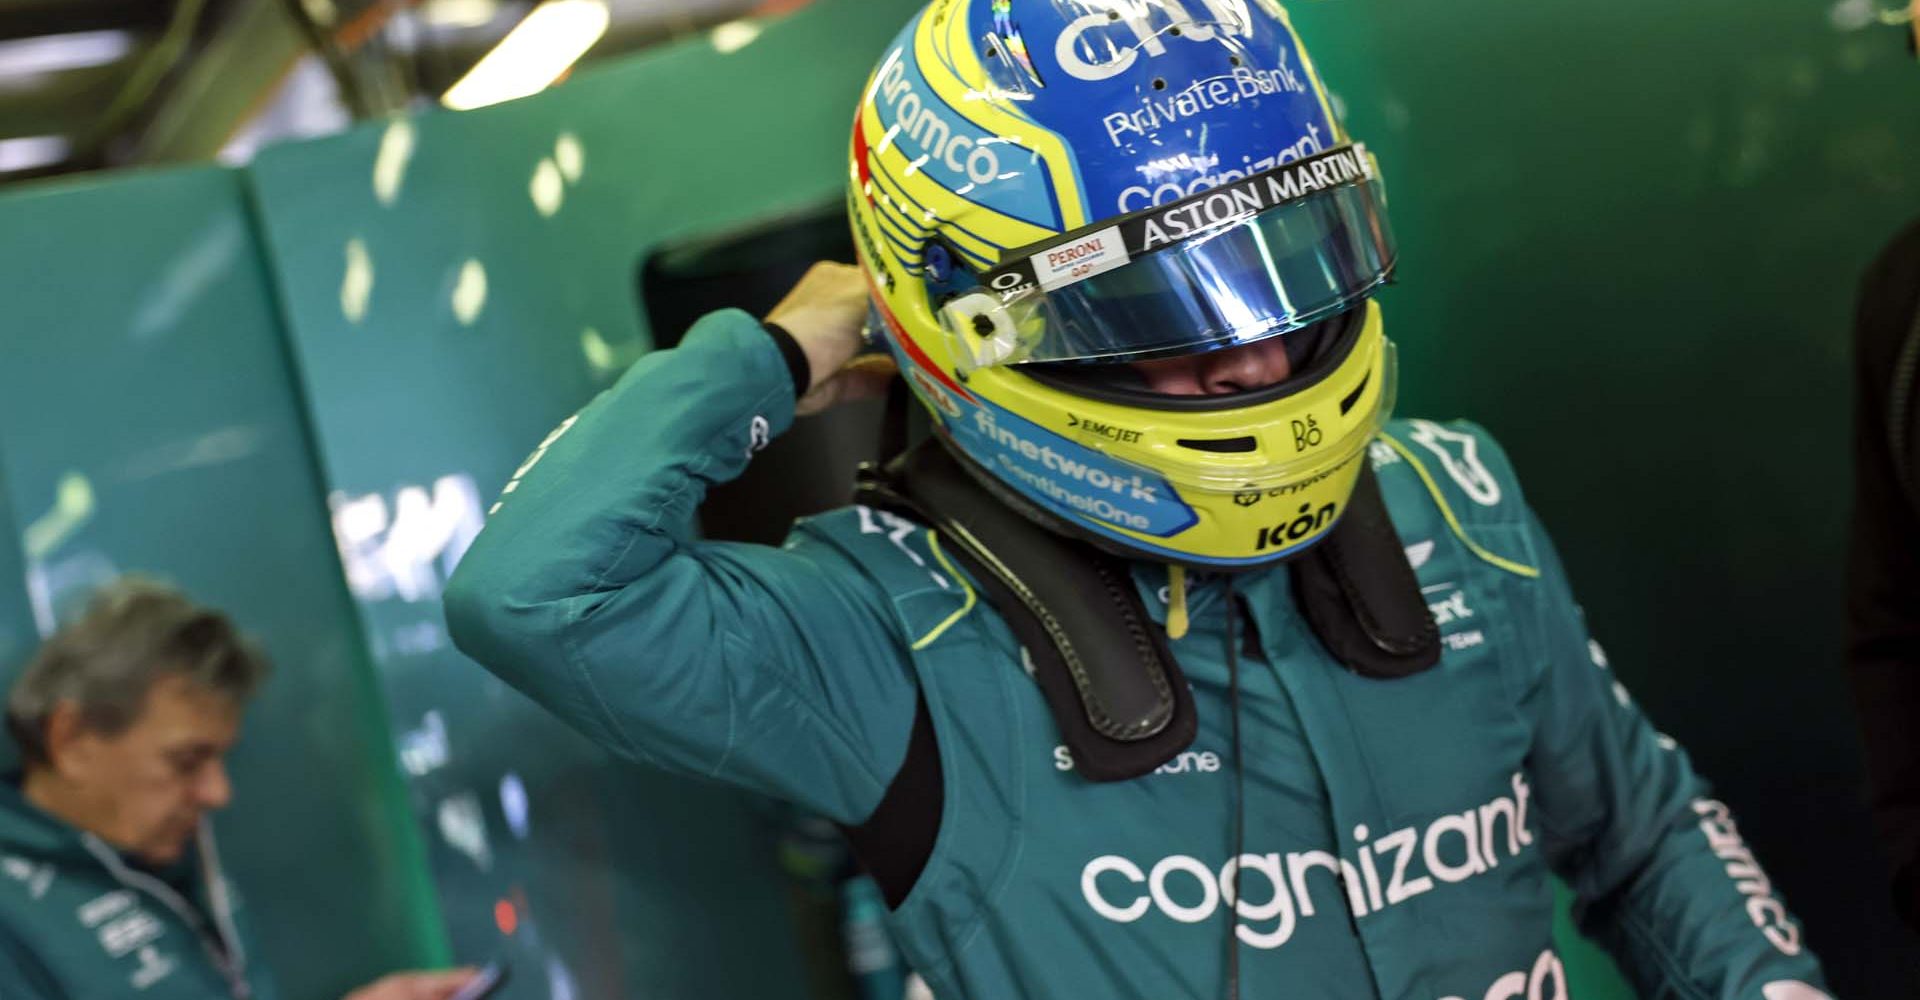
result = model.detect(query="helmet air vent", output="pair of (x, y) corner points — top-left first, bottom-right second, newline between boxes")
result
(1177, 436), (1257, 453)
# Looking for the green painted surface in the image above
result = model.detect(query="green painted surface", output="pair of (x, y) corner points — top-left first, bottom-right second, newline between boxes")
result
(240, 3), (928, 995)
(1285, 1), (1920, 993)
(0, 167), (445, 1000)
(244, 0), (1904, 989)
(0, 471), (31, 687)
(0, 0), (1912, 994)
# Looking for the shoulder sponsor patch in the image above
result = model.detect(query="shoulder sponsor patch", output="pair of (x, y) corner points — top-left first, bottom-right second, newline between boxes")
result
(1407, 420), (1501, 507)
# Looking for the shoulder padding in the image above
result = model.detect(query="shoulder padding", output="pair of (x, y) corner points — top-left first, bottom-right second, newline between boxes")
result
(1371, 419), (1544, 581)
(788, 505), (969, 603)
(1373, 418), (1530, 529)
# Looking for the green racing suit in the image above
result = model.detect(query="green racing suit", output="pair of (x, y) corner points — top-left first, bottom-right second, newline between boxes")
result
(445, 309), (1830, 1000)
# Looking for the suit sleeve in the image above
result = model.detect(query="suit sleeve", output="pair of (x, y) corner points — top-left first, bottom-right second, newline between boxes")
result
(0, 925), (63, 999)
(444, 309), (919, 824)
(1519, 510), (1830, 999)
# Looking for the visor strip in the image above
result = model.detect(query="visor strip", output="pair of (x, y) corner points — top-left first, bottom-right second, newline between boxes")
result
(984, 142), (1376, 298)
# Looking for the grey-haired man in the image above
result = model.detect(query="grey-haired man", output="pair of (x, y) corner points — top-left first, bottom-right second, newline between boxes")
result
(0, 579), (472, 1000)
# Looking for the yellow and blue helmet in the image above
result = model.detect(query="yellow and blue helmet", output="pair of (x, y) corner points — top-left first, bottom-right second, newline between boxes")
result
(850, 0), (1397, 569)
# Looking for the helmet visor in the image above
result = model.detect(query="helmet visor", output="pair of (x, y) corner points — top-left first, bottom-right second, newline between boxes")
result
(938, 144), (1394, 370)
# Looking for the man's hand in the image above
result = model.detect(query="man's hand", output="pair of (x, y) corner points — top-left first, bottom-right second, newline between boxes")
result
(764, 261), (898, 416)
(343, 969), (478, 1000)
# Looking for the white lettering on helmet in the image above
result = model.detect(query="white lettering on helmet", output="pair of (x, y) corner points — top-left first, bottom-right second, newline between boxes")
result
(1116, 125), (1327, 212)
(1081, 774), (1536, 948)
(1055, 0), (1254, 82)
(970, 408), (1160, 531)
(1103, 61), (1309, 148)
(876, 49), (1002, 184)
(1055, 10), (1157, 82)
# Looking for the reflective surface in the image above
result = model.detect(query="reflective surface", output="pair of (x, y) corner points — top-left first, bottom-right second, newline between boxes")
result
(1286, 0), (1920, 993)
(0, 0), (1911, 994)
(0, 167), (447, 997)
(0, 475), (30, 706)
(967, 178), (1394, 365)
(241, 2), (916, 996)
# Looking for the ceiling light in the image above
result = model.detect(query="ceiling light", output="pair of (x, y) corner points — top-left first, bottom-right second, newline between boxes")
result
(710, 19), (762, 55)
(0, 135), (70, 172)
(442, 0), (610, 111)
(0, 31), (134, 80)
(421, 0), (505, 29)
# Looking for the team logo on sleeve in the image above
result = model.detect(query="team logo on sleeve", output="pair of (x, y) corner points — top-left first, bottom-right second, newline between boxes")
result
(1407, 420), (1501, 507)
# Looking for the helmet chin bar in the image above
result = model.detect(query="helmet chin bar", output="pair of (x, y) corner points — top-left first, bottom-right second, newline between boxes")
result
(887, 297), (1394, 566)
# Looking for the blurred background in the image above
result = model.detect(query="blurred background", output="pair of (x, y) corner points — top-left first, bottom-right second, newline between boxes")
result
(0, 0), (1916, 997)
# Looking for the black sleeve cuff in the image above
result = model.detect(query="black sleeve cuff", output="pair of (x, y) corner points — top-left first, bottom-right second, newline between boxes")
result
(761, 322), (811, 399)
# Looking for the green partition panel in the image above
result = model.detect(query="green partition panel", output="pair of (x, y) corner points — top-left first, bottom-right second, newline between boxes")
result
(1284, 1), (1920, 993)
(2, 0), (1908, 996)
(0, 473), (31, 685)
(243, 3), (920, 995)
(0, 167), (445, 1000)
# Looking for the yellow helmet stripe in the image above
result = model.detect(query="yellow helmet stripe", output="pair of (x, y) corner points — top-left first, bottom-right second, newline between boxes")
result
(914, 0), (1090, 231)
(869, 171), (935, 235)
(873, 148), (1056, 255)
(859, 20), (1063, 261)
(872, 212), (930, 270)
(866, 152), (1037, 266)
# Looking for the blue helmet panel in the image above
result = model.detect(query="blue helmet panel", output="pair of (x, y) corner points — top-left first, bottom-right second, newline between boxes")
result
(969, 0), (1338, 220)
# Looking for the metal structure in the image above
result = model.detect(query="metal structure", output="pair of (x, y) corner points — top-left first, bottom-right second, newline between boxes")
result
(0, 0), (788, 180)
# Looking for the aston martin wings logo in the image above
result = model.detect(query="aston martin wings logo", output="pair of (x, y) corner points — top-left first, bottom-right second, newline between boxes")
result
(1406, 420), (1501, 507)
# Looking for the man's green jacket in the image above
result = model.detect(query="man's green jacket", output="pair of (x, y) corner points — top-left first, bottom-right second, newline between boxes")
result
(447, 310), (1829, 1000)
(0, 779), (275, 1000)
